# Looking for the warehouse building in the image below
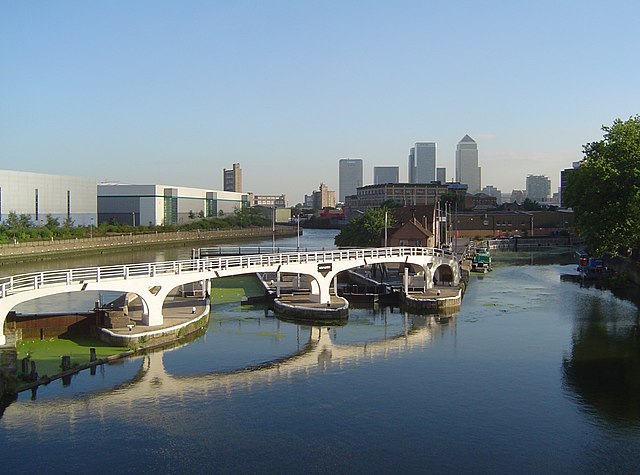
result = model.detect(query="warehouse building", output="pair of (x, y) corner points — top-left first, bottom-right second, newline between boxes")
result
(98, 183), (248, 226)
(0, 169), (96, 226)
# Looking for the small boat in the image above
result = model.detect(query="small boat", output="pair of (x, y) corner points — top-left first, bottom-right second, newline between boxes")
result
(471, 247), (492, 273)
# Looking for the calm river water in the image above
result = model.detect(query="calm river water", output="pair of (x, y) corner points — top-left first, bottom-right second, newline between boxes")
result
(2, 230), (640, 473)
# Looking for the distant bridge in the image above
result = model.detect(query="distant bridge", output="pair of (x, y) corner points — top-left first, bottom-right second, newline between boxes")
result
(0, 247), (460, 345)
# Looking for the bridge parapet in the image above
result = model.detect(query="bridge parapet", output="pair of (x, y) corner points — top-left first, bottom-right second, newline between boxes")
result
(0, 247), (459, 346)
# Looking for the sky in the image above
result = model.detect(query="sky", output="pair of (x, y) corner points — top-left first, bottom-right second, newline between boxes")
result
(1, 1), (639, 204)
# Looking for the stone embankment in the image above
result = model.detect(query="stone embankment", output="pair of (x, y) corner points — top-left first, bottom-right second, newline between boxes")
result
(0, 226), (297, 263)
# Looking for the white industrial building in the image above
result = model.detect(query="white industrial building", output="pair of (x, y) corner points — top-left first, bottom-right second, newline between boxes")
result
(0, 170), (96, 226)
(98, 184), (248, 226)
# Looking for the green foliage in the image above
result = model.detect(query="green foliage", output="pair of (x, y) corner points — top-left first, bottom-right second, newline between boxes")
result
(565, 115), (640, 255)
(439, 192), (465, 210)
(5, 211), (19, 229)
(522, 198), (542, 211)
(0, 204), (273, 244)
(45, 214), (60, 230)
(334, 207), (397, 247)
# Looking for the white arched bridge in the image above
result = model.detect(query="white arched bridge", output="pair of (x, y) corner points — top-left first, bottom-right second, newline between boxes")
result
(0, 246), (460, 345)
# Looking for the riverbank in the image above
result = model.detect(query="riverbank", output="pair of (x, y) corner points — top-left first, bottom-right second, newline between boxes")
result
(0, 226), (298, 264)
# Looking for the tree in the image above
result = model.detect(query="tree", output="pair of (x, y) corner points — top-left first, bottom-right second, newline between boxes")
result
(45, 214), (60, 230)
(439, 192), (465, 211)
(522, 198), (542, 211)
(18, 214), (33, 228)
(335, 208), (396, 247)
(5, 211), (19, 229)
(565, 115), (640, 255)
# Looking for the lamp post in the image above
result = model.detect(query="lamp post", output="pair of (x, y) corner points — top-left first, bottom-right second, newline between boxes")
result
(90, 217), (94, 238)
(384, 209), (388, 248)
(132, 211), (135, 227)
(530, 215), (534, 237)
(296, 211), (300, 251)
(272, 206), (275, 252)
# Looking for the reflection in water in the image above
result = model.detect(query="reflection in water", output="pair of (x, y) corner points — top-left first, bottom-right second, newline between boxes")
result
(1, 308), (455, 430)
(563, 293), (640, 425)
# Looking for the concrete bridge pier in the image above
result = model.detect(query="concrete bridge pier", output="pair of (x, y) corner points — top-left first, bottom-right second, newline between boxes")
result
(309, 274), (336, 305)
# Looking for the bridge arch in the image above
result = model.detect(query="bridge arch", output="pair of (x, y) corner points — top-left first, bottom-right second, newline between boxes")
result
(0, 247), (460, 345)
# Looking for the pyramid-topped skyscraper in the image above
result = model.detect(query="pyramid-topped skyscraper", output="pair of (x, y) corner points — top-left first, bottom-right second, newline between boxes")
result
(455, 135), (481, 194)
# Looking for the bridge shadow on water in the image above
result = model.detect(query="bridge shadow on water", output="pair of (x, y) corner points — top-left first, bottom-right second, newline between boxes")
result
(0, 303), (458, 421)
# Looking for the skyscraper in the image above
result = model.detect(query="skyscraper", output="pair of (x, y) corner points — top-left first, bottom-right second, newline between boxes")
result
(339, 158), (363, 202)
(411, 142), (436, 183)
(526, 175), (551, 202)
(223, 163), (242, 192)
(436, 167), (446, 184)
(455, 135), (481, 194)
(374, 166), (399, 185)
(408, 148), (415, 183)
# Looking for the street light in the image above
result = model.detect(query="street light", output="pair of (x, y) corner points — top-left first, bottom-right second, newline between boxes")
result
(296, 211), (300, 251)
(90, 217), (94, 238)
(271, 207), (276, 251)
(384, 209), (388, 248)
(530, 215), (534, 237)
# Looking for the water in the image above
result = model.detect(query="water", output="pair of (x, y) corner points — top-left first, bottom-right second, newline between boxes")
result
(2, 232), (640, 472)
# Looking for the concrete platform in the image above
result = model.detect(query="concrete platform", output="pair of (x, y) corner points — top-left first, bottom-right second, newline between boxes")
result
(273, 294), (349, 320)
(99, 295), (210, 346)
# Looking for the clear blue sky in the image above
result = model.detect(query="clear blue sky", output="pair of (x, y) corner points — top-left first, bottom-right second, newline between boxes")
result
(1, 0), (638, 203)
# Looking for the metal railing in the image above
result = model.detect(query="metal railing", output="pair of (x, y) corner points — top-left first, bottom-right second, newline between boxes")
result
(0, 247), (454, 299)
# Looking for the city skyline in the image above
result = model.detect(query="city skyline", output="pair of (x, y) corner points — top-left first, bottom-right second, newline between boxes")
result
(2, 2), (638, 202)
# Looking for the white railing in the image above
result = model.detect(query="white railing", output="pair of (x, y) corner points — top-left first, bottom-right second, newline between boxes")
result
(0, 247), (454, 299)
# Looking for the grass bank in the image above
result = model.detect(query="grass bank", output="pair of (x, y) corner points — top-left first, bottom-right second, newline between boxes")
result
(16, 337), (129, 379)
(210, 275), (266, 303)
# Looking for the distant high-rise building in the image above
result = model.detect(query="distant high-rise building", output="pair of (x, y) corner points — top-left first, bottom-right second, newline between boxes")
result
(455, 135), (481, 194)
(339, 158), (363, 202)
(510, 190), (527, 204)
(374, 166), (399, 185)
(313, 183), (336, 210)
(223, 163), (242, 192)
(482, 185), (502, 204)
(526, 175), (551, 202)
(436, 167), (446, 184)
(408, 148), (416, 183)
(560, 161), (581, 208)
(410, 142), (436, 183)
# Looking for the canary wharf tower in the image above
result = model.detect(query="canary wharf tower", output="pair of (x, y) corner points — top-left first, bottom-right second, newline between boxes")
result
(455, 135), (481, 194)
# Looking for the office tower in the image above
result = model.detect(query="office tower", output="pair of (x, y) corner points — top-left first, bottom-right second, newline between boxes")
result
(410, 142), (436, 183)
(526, 175), (551, 202)
(339, 158), (363, 202)
(374, 166), (399, 185)
(436, 167), (446, 184)
(560, 162), (581, 208)
(510, 190), (527, 204)
(223, 163), (242, 192)
(408, 148), (415, 183)
(313, 183), (336, 210)
(455, 135), (481, 194)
